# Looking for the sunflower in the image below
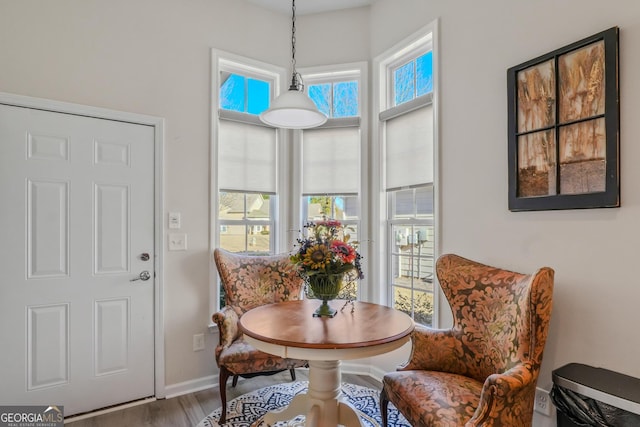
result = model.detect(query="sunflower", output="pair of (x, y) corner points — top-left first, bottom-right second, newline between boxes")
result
(302, 244), (331, 270)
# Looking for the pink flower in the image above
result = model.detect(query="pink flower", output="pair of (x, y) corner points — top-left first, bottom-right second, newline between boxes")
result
(316, 219), (342, 228)
(331, 240), (356, 263)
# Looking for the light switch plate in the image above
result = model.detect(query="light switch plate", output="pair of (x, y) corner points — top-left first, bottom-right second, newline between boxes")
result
(168, 212), (181, 229)
(168, 233), (187, 251)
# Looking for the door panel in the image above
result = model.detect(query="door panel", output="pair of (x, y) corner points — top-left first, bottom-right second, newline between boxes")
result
(27, 303), (70, 390)
(94, 183), (129, 274)
(0, 104), (155, 416)
(94, 298), (129, 376)
(27, 180), (70, 277)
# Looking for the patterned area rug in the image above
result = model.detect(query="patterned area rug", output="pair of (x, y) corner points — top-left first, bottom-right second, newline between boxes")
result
(196, 381), (410, 427)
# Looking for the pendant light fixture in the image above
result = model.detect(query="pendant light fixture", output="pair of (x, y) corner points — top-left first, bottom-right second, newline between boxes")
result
(259, 0), (327, 129)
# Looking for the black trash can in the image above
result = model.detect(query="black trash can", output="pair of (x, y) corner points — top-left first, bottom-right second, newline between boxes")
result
(551, 363), (640, 427)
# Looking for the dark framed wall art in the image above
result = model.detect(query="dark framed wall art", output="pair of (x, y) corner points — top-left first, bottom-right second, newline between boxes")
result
(507, 27), (620, 211)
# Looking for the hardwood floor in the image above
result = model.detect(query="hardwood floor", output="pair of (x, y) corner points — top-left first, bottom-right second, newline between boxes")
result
(65, 370), (382, 426)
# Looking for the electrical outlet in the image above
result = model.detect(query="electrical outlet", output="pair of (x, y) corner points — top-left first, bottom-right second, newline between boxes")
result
(193, 333), (205, 351)
(534, 387), (552, 416)
(168, 233), (187, 251)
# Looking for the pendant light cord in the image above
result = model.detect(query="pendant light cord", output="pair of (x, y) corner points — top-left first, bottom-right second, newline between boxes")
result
(289, 0), (303, 91)
(258, 0), (327, 128)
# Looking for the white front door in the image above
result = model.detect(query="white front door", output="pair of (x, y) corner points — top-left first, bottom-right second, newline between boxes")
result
(0, 104), (155, 416)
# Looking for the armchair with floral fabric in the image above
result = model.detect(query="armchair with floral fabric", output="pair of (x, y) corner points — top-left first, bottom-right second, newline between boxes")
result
(212, 248), (308, 424)
(380, 253), (554, 426)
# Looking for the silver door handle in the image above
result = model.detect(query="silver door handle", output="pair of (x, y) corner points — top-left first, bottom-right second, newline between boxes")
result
(130, 271), (151, 282)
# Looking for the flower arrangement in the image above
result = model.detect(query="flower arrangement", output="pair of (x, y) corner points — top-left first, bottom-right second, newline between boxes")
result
(290, 218), (363, 310)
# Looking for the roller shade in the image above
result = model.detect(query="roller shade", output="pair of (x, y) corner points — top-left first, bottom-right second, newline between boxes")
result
(218, 119), (277, 194)
(385, 104), (433, 191)
(302, 127), (360, 195)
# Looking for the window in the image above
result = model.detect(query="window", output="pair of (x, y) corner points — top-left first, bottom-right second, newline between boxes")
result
(300, 63), (367, 299)
(376, 24), (438, 326)
(388, 186), (434, 325)
(308, 80), (359, 118)
(220, 73), (270, 114)
(304, 195), (359, 221)
(302, 195), (360, 300)
(215, 55), (279, 255)
(212, 51), (285, 310)
(393, 51), (434, 106)
(219, 192), (274, 255)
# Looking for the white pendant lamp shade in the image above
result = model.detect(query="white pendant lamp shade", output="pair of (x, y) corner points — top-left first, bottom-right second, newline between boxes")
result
(258, 0), (327, 129)
(259, 89), (327, 129)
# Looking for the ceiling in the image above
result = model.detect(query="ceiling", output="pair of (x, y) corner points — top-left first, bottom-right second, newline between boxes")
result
(247, 0), (377, 15)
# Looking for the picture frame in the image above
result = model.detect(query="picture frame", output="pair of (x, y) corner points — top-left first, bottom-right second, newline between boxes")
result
(507, 27), (619, 211)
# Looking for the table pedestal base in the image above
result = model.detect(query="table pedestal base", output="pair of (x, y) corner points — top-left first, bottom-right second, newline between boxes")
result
(262, 360), (365, 427)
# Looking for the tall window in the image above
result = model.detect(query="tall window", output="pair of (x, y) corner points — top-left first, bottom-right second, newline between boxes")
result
(377, 26), (437, 326)
(215, 56), (279, 255)
(212, 51), (283, 308)
(300, 64), (366, 299)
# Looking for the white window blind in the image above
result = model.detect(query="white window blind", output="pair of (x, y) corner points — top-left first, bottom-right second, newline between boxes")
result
(302, 127), (360, 195)
(385, 104), (433, 190)
(218, 119), (277, 194)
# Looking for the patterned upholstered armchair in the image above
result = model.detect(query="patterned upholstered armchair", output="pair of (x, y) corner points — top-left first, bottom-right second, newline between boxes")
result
(212, 249), (308, 424)
(381, 254), (554, 426)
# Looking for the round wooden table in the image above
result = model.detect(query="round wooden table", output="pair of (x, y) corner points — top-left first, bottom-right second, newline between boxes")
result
(239, 299), (414, 427)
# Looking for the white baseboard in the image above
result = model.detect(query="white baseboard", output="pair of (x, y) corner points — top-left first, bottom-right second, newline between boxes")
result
(164, 375), (217, 399)
(162, 361), (380, 399)
(368, 365), (387, 382)
(341, 361), (385, 382)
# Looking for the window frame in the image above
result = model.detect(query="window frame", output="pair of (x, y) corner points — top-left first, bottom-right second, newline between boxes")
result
(211, 49), (287, 315)
(372, 22), (440, 325)
(301, 63), (364, 128)
(297, 62), (368, 299)
(387, 186), (435, 326)
(218, 191), (276, 255)
(387, 47), (433, 109)
(307, 79), (359, 119)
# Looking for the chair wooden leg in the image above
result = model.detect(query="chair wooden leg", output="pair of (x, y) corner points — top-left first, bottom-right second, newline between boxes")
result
(380, 387), (389, 427)
(290, 368), (296, 381)
(219, 366), (231, 425)
(232, 375), (239, 387)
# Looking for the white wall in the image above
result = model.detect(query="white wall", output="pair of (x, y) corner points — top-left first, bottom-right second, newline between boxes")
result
(2, 0), (640, 424)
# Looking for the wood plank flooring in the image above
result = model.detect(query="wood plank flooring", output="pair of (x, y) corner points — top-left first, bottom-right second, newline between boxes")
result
(65, 370), (382, 427)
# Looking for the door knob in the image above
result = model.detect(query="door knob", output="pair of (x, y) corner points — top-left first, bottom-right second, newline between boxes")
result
(130, 271), (151, 282)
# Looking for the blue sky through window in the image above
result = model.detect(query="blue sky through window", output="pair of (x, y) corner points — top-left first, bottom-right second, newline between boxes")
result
(308, 80), (358, 118)
(220, 73), (364, 118)
(247, 79), (269, 114)
(334, 82), (358, 117)
(220, 73), (270, 115)
(309, 84), (331, 116)
(394, 51), (433, 106)
(417, 52), (433, 96)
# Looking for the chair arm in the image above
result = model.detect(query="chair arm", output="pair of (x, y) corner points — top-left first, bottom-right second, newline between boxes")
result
(398, 324), (460, 371)
(211, 306), (240, 359)
(467, 363), (537, 426)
